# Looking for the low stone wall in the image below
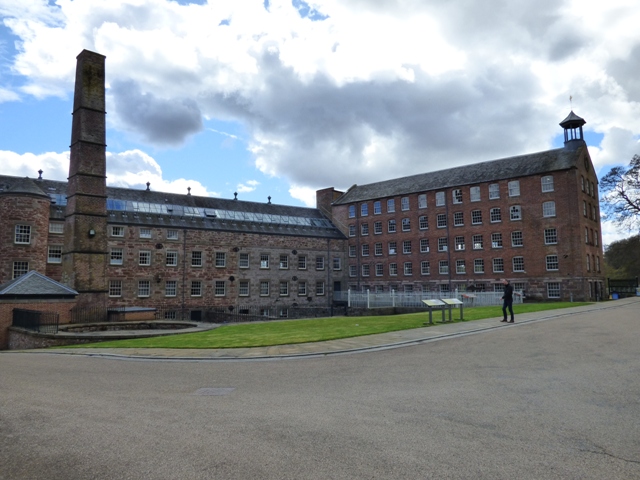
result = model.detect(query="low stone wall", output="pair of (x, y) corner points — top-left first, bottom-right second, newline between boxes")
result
(7, 321), (199, 350)
(8, 328), (99, 350)
(0, 299), (76, 350)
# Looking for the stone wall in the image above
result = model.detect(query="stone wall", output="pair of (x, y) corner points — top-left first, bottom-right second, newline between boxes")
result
(0, 298), (76, 349)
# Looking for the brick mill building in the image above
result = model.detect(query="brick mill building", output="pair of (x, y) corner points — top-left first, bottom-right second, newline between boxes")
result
(0, 50), (347, 325)
(0, 50), (605, 332)
(318, 111), (606, 301)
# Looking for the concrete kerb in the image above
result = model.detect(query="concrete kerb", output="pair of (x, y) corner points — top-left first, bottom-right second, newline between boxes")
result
(4, 298), (639, 362)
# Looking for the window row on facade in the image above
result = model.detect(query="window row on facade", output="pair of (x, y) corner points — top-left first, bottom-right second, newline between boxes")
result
(347, 281), (563, 299)
(109, 225), (181, 240)
(347, 229), (566, 257)
(107, 250), (342, 270)
(107, 279), (327, 298)
(349, 254), (602, 277)
(348, 177), (557, 218)
(348, 202), (562, 236)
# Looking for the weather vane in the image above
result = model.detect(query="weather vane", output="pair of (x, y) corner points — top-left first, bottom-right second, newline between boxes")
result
(570, 95), (573, 109)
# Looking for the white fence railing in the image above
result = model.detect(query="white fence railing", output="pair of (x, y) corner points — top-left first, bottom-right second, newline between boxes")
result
(334, 290), (523, 308)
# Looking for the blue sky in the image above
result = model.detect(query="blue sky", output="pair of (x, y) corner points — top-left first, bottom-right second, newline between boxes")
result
(1, 0), (639, 245)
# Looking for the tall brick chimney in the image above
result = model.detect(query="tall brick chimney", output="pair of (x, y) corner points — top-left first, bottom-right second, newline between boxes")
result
(61, 50), (108, 305)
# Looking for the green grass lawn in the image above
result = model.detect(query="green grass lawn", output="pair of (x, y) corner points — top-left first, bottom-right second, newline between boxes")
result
(65, 302), (591, 349)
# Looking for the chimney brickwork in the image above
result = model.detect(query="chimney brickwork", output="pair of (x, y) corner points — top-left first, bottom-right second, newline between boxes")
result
(61, 50), (108, 304)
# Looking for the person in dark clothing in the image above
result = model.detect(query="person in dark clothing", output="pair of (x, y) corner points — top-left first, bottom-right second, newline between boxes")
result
(501, 279), (514, 323)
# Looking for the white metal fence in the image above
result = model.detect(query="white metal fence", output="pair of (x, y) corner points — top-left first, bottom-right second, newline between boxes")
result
(334, 290), (524, 308)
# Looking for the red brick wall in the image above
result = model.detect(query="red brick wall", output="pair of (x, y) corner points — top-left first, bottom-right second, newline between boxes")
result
(0, 299), (76, 350)
(336, 160), (605, 301)
(0, 193), (50, 285)
(103, 225), (347, 309)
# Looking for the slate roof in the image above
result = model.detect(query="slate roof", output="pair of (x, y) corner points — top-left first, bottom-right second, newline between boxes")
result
(334, 146), (583, 205)
(560, 110), (586, 128)
(0, 271), (78, 297)
(0, 175), (346, 239)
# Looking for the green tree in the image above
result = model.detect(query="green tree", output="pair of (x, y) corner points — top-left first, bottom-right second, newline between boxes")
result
(600, 155), (640, 229)
(604, 234), (640, 279)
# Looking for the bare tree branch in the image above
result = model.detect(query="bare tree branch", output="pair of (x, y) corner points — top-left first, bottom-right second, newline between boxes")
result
(600, 155), (640, 230)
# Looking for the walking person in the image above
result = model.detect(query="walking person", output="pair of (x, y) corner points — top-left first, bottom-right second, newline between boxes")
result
(501, 279), (514, 323)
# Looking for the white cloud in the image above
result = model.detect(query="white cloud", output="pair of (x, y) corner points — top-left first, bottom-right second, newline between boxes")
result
(600, 219), (637, 249)
(0, 148), (219, 197)
(288, 184), (317, 207)
(236, 179), (259, 193)
(0, 150), (69, 180)
(3, 0), (640, 194)
(0, 88), (20, 102)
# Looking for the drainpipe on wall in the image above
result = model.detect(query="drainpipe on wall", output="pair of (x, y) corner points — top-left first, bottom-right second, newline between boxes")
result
(182, 228), (187, 320)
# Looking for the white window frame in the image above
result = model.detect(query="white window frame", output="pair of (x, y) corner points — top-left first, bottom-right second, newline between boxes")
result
(111, 226), (124, 237)
(470, 186), (481, 202)
(421, 261), (430, 275)
(493, 258), (504, 273)
(547, 282), (560, 299)
(389, 263), (398, 276)
(508, 180), (520, 197)
(109, 280), (122, 298)
(439, 260), (449, 275)
(511, 231), (523, 247)
(489, 183), (500, 199)
(541, 175), (554, 192)
(139, 250), (151, 266)
(546, 255), (559, 271)
(542, 201), (556, 217)
(544, 228), (557, 245)
(474, 259), (484, 274)
(165, 280), (177, 297)
(13, 261), (29, 279)
(404, 262), (413, 276)
(48, 246), (63, 264)
(111, 248), (124, 265)
(138, 280), (151, 298)
(512, 257), (525, 272)
(387, 199), (395, 213)
(49, 223), (64, 234)
(14, 225), (31, 244)
(491, 233), (503, 248)
(190, 280), (202, 297)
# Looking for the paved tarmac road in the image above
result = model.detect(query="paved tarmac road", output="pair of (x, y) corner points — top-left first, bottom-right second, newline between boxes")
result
(2, 302), (640, 479)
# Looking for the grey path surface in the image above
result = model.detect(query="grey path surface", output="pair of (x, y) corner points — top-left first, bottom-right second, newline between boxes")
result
(1, 300), (640, 479)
